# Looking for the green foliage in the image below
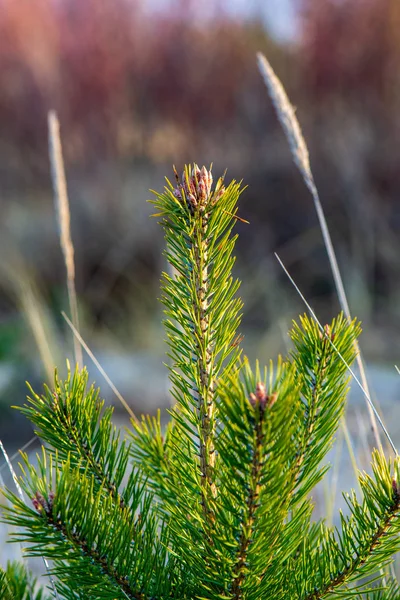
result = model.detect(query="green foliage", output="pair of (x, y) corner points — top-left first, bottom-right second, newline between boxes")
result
(363, 579), (400, 600)
(1, 165), (400, 599)
(0, 561), (49, 600)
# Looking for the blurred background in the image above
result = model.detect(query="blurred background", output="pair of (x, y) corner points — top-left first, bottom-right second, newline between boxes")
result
(1, 0), (400, 499)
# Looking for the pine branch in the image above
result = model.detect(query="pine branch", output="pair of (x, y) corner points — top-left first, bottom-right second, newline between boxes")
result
(1, 449), (175, 600)
(230, 378), (274, 599)
(126, 165), (246, 595)
(204, 359), (305, 599)
(288, 314), (361, 506)
(20, 368), (134, 511)
(147, 166), (244, 519)
(12, 369), (182, 598)
(292, 451), (400, 598)
(234, 315), (362, 599)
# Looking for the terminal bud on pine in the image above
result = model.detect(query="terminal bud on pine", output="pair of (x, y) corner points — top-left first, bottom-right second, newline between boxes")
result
(249, 383), (277, 411)
(319, 324), (335, 343)
(173, 164), (225, 214)
(32, 490), (55, 514)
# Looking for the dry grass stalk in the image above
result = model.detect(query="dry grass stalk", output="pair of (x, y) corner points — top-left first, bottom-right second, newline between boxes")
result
(257, 52), (383, 451)
(48, 111), (82, 368)
(19, 279), (56, 383)
(62, 312), (139, 424)
(257, 53), (314, 196)
(275, 252), (397, 456)
(0, 252), (57, 382)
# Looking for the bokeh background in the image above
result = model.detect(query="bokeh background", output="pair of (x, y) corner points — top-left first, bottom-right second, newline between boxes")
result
(1, 0), (400, 495)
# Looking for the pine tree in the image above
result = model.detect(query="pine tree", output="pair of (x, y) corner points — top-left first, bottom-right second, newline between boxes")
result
(1, 164), (400, 599)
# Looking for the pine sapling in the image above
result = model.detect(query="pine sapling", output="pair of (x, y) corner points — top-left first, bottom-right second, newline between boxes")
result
(1, 164), (400, 599)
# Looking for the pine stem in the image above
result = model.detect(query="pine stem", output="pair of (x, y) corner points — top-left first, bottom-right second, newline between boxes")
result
(195, 209), (217, 502)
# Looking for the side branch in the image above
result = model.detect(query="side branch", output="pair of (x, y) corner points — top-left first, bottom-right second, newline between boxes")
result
(231, 384), (272, 599)
(44, 509), (145, 600)
(304, 479), (400, 599)
(291, 329), (331, 494)
(52, 393), (127, 508)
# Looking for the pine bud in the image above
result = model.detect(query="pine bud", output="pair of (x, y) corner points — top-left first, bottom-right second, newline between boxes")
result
(255, 382), (267, 403)
(32, 490), (55, 513)
(200, 165), (213, 197)
(210, 185), (226, 206)
(173, 164), (214, 213)
(32, 491), (46, 512)
(249, 383), (277, 410)
(187, 192), (197, 209)
(392, 478), (399, 501)
(32, 497), (41, 511)
(319, 324), (335, 342)
(268, 392), (278, 407)
(249, 392), (257, 407)
(198, 179), (207, 202)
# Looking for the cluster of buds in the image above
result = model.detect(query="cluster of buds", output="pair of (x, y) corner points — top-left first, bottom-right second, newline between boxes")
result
(32, 490), (55, 514)
(173, 164), (224, 214)
(249, 382), (277, 411)
(319, 324), (335, 343)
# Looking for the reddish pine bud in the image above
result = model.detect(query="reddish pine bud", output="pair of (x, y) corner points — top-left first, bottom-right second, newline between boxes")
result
(32, 490), (55, 513)
(48, 491), (56, 508)
(32, 491), (46, 512)
(200, 165), (213, 197)
(173, 187), (182, 200)
(198, 179), (207, 202)
(173, 164), (214, 212)
(255, 382), (267, 403)
(249, 392), (257, 407)
(268, 392), (278, 408)
(32, 497), (41, 511)
(249, 383), (277, 410)
(392, 478), (399, 500)
(319, 324), (335, 342)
